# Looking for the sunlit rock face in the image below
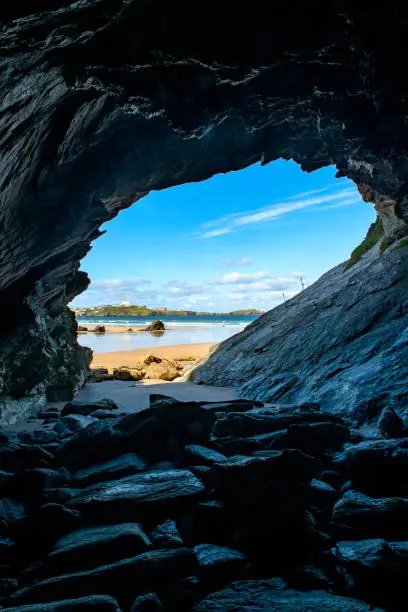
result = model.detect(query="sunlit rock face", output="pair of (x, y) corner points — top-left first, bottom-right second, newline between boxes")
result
(1, 2), (408, 412)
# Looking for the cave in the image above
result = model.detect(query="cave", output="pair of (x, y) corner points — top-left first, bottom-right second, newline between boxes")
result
(1, 2), (408, 610)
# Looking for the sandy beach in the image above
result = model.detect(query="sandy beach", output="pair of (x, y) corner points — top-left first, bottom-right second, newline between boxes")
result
(91, 342), (216, 372)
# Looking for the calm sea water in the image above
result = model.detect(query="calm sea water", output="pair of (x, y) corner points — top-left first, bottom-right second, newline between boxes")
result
(77, 314), (259, 353)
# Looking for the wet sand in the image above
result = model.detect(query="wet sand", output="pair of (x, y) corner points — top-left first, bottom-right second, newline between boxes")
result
(91, 342), (216, 372)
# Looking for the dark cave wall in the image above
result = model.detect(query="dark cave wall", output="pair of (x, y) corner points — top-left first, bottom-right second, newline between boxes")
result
(1, 2), (408, 407)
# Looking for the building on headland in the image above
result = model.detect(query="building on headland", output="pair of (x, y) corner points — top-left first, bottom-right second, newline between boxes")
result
(155, 307), (167, 312)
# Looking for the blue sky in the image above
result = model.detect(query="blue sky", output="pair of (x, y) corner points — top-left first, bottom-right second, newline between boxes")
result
(71, 159), (375, 311)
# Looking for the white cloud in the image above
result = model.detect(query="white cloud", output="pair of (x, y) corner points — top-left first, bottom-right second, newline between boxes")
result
(165, 280), (206, 296)
(212, 271), (271, 285)
(195, 186), (361, 238)
(218, 257), (253, 267)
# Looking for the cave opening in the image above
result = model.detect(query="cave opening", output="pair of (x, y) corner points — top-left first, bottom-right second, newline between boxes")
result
(70, 159), (374, 363)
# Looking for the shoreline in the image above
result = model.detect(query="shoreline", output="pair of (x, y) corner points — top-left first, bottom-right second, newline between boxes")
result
(91, 342), (216, 372)
(79, 325), (222, 333)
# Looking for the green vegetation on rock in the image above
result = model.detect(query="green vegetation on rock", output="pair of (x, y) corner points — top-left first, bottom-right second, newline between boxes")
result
(75, 306), (263, 317)
(346, 217), (384, 269)
(392, 238), (408, 251)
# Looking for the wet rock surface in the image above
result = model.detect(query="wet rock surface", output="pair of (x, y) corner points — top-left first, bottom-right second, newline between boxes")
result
(2, 394), (407, 610)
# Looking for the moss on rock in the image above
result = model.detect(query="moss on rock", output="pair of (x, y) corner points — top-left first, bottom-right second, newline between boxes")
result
(346, 217), (384, 269)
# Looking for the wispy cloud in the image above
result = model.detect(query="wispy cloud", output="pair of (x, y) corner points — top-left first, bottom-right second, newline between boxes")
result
(218, 257), (253, 268)
(195, 186), (361, 238)
(210, 270), (304, 293)
(165, 280), (206, 296)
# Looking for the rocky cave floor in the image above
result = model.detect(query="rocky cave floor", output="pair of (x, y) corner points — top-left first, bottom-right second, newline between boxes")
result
(0, 394), (407, 611)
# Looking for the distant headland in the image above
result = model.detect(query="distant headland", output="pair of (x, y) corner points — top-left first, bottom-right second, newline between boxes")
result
(73, 305), (263, 317)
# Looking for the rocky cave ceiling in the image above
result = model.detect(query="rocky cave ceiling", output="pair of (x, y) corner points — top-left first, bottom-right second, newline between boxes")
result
(1, 2), (408, 409)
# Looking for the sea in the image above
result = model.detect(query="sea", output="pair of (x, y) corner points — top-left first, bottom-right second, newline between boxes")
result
(76, 314), (259, 353)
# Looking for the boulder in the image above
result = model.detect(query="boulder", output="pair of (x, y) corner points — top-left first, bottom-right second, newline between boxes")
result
(332, 490), (408, 539)
(68, 469), (205, 524)
(144, 361), (179, 381)
(145, 320), (165, 332)
(112, 367), (143, 381)
(200, 400), (261, 414)
(377, 406), (404, 438)
(61, 399), (118, 417)
(333, 439), (408, 496)
(18, 430), (59, 445)
(212, 450), (318, 507)
(5, 468), (72, 504)
(0, 595), (122, 612)
(332, 539), (408, 609)
(54, 420), (121, 471)
(150, 519), (184, 549)
(194, 544), (248, 579)
(73, 453), (147, 486)
(184, 444), (227, 466)
(144, 355), (162, 365)
(10, 504), (81, 554)
(130, 593), (164, 611)
(0, 444), (54, 472)
(48, 523), (152, 574)
(12, 548), (198, 608)
(93, 326), (106, 334)
(212, 409), (343, 439)
(192, 579), (383, 611)
(77, 326), (88, 332)
(55, 414), (99, 435)
(87, 369), (114, 383)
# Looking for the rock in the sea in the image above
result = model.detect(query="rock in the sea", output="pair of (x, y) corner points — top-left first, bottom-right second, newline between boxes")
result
(68, 469), (205, 523)
(48, 523), (152, 574)
(12, 548), (198, 608)
(332, 490), (408, 539)
(150, 519), (184, 549)
(146, 321), (165, 332)
(130, 593), (164, 611)
(73, 453), (146, 486)
(184, 444), (227, 466)
(192, 579), (383, 611)
(1, 596), (122, 612)
(376, 406), (404, 438)
(61, 399), (118, 417)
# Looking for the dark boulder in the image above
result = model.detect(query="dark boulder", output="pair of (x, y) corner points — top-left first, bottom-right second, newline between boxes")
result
(10, 504), (81, 554)
(130, 593), (164, 611)
(18, 430), (59, 445)
(200, 400), (261, 414)
(68, 469), (205, 524)
(0, 537), (17, 565)
(212, 450), (319, 507)
(333, 439), (408, 496)
(93, 326), (106, 334)
(184, 444), (227, 466)
(12, 548), (198, 608)
(1, 595), (122, 611)
(61, 399), (118, 417)
(192, 578), (383, 611)
(194, 544), (248, 580)
(332, 539), (408, 610)
(377, 406), (404, 438)
(48, 523), (152, 574)
(55, 414), (99, 435)
(212, 409), (343, 439)
(54, 420), (120, 471)
(0, 444), (53, 472)
(332, 490), (408, 539)
(73, 453), (146, 486)
(150, 519), (184, 549)
(146, 320), (165, 332)
(5, 468), (72, 505)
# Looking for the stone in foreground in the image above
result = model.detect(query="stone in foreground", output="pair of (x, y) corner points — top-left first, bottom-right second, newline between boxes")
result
(192, 579), (384, 611)
(68, 469), (205, 523)
(2, 595), (121, 611)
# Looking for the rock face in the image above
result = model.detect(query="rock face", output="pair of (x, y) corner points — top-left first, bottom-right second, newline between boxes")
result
(2, 4), (408, 412)
(192, 242), (408, 417)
